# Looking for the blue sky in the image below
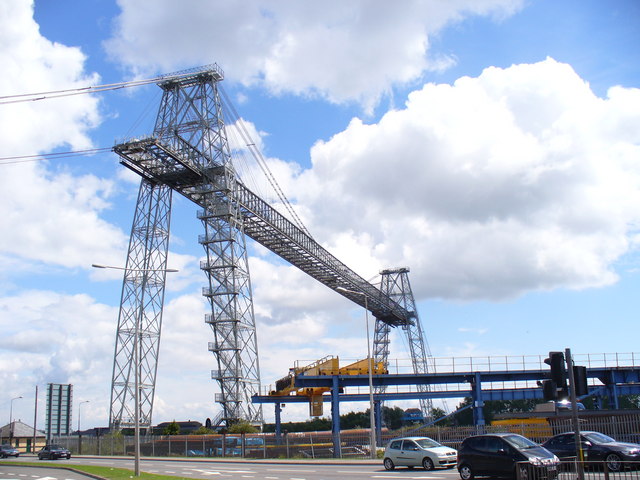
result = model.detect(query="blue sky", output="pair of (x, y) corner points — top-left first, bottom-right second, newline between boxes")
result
(1, 0), (639, 429)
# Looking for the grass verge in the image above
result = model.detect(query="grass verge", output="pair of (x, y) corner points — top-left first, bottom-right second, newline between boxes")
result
(0, 461), (190, 480)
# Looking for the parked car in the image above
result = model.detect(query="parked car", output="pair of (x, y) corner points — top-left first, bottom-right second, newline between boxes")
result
(383, 436), (457, 470)
(37, 444), (71, 460)
(542, 431), (640, 472)
(457, 433), (559, 480)
(0, 444), (19, 458)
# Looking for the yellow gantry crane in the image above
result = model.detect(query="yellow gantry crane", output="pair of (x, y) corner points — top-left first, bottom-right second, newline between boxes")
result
(269, 356), (388, 416)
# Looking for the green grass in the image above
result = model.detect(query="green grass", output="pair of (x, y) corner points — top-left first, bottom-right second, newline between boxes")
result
(0, 461), (190, 480)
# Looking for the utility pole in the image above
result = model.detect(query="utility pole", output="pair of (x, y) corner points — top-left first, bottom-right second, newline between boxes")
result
(566, 348), (584, 480)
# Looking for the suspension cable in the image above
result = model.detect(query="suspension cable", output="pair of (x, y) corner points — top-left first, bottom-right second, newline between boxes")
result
(220, 86), (312, 237)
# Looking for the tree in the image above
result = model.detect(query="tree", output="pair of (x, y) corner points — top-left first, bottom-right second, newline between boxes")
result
(341, 410), (369, 429)
(162, 420), (180, 435)
(382, 406), (405, 430)
(619, 395), (640, 409)
(227, 420), (259, 434)
(192, 426), (216, 435)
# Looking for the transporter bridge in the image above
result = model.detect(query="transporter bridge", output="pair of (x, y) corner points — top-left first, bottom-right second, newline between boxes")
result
(108, 63), (433, 430)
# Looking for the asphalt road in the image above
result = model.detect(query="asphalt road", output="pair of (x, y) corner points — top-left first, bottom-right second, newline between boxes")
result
(2, 455), (463, 480)
(0, 464), (98, 480)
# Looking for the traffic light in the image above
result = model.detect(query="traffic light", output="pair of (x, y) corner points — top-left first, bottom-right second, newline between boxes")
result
(544, 351), (567, 389)
(542, 379), (557, 401)
(573, 365), (588, 396)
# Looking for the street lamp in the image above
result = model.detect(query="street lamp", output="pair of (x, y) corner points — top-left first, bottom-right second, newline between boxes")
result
(92, 263), (178, 476)
(336, 286), (377, 459)
(9, 396), (23, 443)
(77, 400), (89, 455)
(78, 400), (90, 433)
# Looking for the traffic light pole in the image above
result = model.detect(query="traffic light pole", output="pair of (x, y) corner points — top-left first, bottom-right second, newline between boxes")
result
(565, 348), (584, 480)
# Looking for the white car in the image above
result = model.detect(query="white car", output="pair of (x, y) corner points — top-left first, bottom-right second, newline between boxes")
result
(383, 436), (457, 470)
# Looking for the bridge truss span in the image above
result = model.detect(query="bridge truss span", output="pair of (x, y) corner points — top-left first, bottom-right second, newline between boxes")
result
(109, 64), (433, 429)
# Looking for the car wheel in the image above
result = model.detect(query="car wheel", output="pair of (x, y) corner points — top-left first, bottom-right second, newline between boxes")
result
(422, 457), (435, 470)
(459, 463), (475, 480)
(605, 453), (622, 472)
(383, 458), (395, 471)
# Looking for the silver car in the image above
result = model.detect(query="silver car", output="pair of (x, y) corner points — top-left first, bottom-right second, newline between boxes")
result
(383, 436), (457, 470)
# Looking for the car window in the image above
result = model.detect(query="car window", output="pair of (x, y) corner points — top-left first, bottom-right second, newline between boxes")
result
(484, 436), (504, 453)
(464, 436), (483, 449)
(402, 440), (419, 451)
(584, 432), (615, 444)
(546, 436), (561, 446)
(416, 437), (441, 448)
(504, 434), (537, 450)
(389, 440), (402, 450)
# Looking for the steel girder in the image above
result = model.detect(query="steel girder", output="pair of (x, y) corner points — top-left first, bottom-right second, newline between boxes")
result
(112, 64), (263, 427)
(377, 267), (433, 418)
(111, 64), (424, 429)
(109, 179), (172, 430)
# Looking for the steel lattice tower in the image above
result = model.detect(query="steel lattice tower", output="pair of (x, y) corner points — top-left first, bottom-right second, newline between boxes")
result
(109, 180), (172, 431)
(110, 65), (262, 429)
(110, 64), (432, 431)
(375, 267), (433, 417)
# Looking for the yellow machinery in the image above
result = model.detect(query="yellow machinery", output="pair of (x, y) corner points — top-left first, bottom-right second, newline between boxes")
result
(270, 355), (387, 416)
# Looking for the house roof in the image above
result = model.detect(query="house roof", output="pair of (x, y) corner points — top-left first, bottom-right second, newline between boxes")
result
(0, 420), (46, 438)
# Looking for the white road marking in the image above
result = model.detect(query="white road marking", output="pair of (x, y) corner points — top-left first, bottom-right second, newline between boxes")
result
(372, 476), (442, 479)
(188, 469), (222, 476)
(266, 469), (316, 473)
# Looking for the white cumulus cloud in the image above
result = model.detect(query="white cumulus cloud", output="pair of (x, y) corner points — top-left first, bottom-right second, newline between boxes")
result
(287, 58), (640, 300)
(105, 0), (524, 109)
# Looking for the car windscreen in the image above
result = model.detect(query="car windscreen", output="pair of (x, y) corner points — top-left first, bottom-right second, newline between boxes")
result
(503, 434), (538, 450)
(416, 438), (441, 448)
(584, 432), (615, 444)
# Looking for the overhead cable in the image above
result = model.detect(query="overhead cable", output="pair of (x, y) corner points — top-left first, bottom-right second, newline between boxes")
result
(220, 86), (312, 237)
(0, 147), (111, 165)
(0, 69), (206, 105)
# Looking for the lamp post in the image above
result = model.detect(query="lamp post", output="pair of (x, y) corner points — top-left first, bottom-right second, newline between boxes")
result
(92, 263), (178, 476)
(77, 400), (89, 455)
(78, 400), (89, 433)
(336, 286), (377, 459)
(9, 396), (23, 443)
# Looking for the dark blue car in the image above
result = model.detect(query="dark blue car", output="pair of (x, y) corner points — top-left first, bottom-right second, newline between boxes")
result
(542, 431), (640, 472)
(38, 444), (71, 460)
(458, 433), (559, 479)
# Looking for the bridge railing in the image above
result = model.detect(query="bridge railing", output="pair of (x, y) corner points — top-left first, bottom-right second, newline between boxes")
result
(260, 352), (639, 397)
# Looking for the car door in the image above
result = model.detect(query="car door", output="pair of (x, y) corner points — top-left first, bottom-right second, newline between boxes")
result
(478, 437), (515, 477)
(386, 440), (403, 464)
(559, 434), (581, 458)
(401, 439), (422, 466)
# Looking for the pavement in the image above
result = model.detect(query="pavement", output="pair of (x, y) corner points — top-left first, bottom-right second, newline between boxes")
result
(5, 453), (383, 466)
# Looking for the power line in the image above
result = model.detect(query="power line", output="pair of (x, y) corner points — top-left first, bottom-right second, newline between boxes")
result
(0, 68), (213, 106)
(0, 147), (112, 165)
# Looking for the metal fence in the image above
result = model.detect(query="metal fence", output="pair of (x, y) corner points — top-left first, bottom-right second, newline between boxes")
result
(51, 411), (640, 461)
(517, 460), (640, 480)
